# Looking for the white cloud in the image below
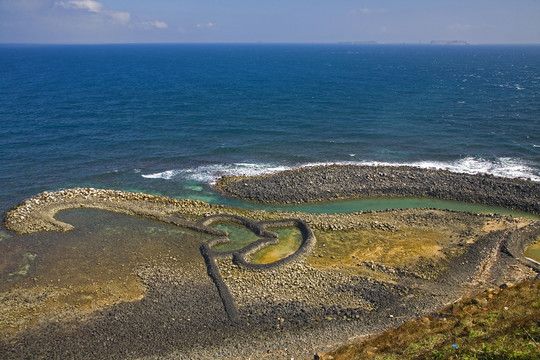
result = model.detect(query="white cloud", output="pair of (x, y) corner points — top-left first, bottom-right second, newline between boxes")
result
(54, 1), (168, 29)
(196, 22), (214, 28)
(55, 0), (103, 13)
(140, 20), (168, 29)
(105, 10), (130, 25)
(55, 0), (130, 24)
(153, 21), (168, 29)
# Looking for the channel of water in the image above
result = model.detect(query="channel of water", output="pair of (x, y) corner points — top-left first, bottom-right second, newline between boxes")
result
(183, 187), (538, 218)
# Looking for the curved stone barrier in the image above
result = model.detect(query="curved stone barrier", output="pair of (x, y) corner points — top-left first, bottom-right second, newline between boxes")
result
(198, 214), (317, 323)
(3, 188), (228, 236)
(501, 222), (540, 272)
(233, 219), (316, 271)
(198, 215), (317, 270)
(198, 214), (278, 238)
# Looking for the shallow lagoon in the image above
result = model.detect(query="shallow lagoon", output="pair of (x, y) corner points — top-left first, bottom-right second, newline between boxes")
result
(0, 208), (306, 292)
(181, 184), (539, 218)
(0, 209), (210, 291)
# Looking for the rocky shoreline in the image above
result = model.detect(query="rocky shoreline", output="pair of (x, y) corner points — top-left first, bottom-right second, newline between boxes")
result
(2, 219), (537, 359)
(1, 178), (539, 359)
(215, 165), (540, 214)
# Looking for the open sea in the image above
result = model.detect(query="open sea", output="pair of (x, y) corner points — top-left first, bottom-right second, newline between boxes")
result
(1, 44), (539, 215)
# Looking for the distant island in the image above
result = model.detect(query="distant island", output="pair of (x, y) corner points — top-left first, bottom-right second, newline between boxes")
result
(337, 41), (472, 46)
(430, 40), (470, 45)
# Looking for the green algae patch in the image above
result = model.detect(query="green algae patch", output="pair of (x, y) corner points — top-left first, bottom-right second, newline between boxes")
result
(524, 235), (540, 263)
(7, 252), (37, 280)
(305, 210), (495, 280)
(0, 280), (146, 340)
(308, 228), (450, 280)
(251, 227), (302, 264)
(0, 230), (10, 242)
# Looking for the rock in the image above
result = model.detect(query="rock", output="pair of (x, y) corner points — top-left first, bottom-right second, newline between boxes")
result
(215, 165), (540, 214)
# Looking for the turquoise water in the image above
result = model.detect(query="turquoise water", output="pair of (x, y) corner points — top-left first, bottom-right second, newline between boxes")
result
(211, 223), (262, 252)
(185, 189), (538, 218)
(0, 209), (211, 291)
(272, 198), (537, 217)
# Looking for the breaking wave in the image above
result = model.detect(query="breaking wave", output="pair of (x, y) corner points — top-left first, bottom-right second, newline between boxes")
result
(141, 156), (539, 184)
(355, 157), (540, 182)
(142, 163), (292, 184)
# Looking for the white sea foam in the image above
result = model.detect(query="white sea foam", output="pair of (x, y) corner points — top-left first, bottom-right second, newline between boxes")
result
(142, 163), (292, 184)
(141, 157), (539, 184)
(353, 157), (540, 182)
(281, 157), (539, 182)
(141, 170), (178, 180)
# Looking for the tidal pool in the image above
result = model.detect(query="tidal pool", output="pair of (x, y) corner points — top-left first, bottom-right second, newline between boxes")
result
(0, 209), (211, 336)
(0, 209), (211, 292)
(208, 223), (302, 264)
(524, 236), (540, 264)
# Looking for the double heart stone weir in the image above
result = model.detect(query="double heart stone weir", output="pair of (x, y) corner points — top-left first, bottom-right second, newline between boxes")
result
(198, 214), (316, 324)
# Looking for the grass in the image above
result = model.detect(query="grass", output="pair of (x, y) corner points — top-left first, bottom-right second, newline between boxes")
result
(323, 281), (540, 360)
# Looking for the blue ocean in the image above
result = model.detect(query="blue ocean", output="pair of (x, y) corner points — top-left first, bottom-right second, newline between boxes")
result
(1, 44), (539, 215)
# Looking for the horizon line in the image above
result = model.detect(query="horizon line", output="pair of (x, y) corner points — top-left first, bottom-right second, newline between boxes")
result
(1, 41), (540, 46)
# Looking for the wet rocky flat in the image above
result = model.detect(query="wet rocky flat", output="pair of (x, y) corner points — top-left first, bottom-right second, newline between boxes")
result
(1, 174), (539, 359)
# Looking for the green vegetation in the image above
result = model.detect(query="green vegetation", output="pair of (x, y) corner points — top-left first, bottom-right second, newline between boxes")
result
(324, 281), (540, 360)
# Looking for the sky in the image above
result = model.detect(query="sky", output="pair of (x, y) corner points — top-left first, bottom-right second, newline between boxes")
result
(0, 0), (539, 44)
